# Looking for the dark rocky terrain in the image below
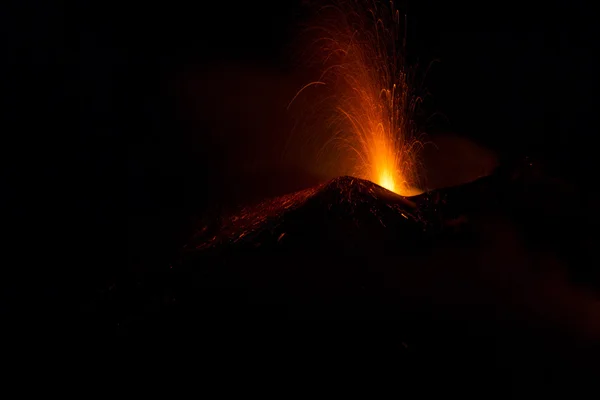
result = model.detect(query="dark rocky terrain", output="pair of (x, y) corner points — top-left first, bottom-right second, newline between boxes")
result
(98, 158), (600, 394)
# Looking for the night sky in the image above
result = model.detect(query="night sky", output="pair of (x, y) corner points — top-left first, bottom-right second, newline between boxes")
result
(120, 0), (595, 278)
(4, 1), (597, 313)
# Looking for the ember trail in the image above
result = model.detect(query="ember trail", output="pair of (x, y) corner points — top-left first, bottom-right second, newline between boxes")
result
(291, 0), (425, 196)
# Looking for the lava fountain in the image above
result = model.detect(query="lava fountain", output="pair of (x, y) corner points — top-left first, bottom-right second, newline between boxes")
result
(290, 0), (425, 196)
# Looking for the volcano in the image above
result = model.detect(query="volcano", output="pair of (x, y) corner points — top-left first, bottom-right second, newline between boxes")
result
(136, 168), (592, 391)
(191, 176), (427, 253)
(174, 171), (506, 321)
(105, 158), (600, 395)
(180, 176), (434, 318)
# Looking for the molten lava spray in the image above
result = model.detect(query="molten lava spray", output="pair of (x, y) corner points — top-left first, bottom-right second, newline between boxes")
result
(290, 0), (425, 196)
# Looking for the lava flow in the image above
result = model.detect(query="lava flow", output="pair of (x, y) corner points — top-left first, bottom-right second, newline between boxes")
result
(290, 0), (425, 196)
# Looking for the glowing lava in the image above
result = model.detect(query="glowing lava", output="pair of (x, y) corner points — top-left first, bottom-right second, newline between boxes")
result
(379, 169), (396, 193)
(290, 0), (425, 196)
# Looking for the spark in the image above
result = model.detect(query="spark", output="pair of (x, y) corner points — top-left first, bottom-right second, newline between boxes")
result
(287, 81), (327, 110)
(290, 0), (425, 196)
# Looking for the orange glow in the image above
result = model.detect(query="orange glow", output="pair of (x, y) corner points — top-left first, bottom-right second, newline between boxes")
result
(379, 169), (396, 193)
(291, 0), (424, 196)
